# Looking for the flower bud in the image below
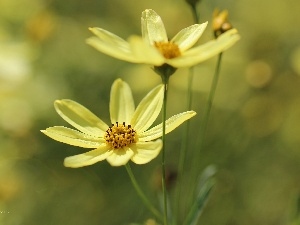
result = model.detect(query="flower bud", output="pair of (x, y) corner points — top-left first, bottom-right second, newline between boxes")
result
(212, 9), (233, 38)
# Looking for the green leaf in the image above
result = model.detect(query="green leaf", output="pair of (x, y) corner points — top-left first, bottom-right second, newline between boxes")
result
(183, 165), (217, 225)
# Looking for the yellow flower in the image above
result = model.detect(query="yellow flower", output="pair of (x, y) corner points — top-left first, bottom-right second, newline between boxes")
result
(41, 79), (196, 167)
(87, 9), (240, 68)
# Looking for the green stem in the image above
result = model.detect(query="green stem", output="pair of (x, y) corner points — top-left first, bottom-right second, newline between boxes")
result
(185, 52), (223, 223)
(161, 75), (170, 225)
(179, 68), (194, 173)
(125, 163), (163, 221)
(189, 4), (199, 23)
(176, 5), (199, 224)
(196, 53), (223, 151)
(175, 68), (194, 222)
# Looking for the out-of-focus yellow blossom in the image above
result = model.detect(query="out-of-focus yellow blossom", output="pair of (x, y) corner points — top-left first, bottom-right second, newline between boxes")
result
(87, 9), (240, 68)
(41, 79), (196, 167)
(212, 9), (233, 38)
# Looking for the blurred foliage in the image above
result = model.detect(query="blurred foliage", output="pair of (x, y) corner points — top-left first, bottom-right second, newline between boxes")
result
(1, 0), (300, 224)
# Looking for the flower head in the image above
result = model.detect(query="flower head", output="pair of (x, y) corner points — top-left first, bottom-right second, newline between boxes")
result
(87, 9), (240, 68)
(41, 79), (196, 167)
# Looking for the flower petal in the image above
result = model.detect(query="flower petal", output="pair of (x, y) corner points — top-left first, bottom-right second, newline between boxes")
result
(139, 111), (197, 141)
(130, 140), (162, 164)
(141, 9), (168, 44)
(131, 84), (164, 133)
(88, 27), (129, 49)
(86, 28), (140, 63)
(110, 79), (135, 124)
(54, 99), (108, 137)
(106, 148), (134, 166)
(128, 36), (165, 66)
(171, 22), (208, 52)
(41, 126), (105, 148)
(64, 145), (112, 168)
(167, 29), (240, 68)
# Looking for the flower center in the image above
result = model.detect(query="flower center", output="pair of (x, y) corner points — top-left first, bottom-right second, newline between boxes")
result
(104, 122), (137, 149)
(154, 42), (181, 59)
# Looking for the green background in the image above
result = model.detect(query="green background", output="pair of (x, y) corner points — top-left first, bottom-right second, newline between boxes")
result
(1, 0), (300, 224)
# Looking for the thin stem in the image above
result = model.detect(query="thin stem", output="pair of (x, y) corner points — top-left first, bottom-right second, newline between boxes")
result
(186, 52), (223, 219)
(189, 4), (199, 23)
(161, 75), (170, 225)
(179, 68), (194, 173)
(125, 163), (163, 221)
(196, 53), (223, 151)
(175, 68), (194, 222)
(176, 5), (199, 224)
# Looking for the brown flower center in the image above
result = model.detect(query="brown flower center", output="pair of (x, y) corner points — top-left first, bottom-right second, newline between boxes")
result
(154, 42), (181, 59)
(104, 122), (137, 149)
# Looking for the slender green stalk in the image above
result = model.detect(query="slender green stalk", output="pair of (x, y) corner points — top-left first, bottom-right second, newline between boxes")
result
(154, 63), (175, 225)
(125, 163), (163, 221)
(161, 75), (170, 225)
(175, 5), (199, 224)
(196, 53), (223, 153)
(189, 4), (199, 23)
(175, 68), (194, 223)
(185, 53), (224, 222)
(178, 68), (194, 173)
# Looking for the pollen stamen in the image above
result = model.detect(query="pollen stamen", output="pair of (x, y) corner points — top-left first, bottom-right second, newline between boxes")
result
(104, 122), (137, 149)
(154, 41), (181, 59)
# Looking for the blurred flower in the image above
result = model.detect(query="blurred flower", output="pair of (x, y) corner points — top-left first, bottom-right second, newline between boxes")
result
(25, 10), (56, 43)
(212, 9), (233, 38)
(87, 9), (240, 68)
(42, 79), (196, 167)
